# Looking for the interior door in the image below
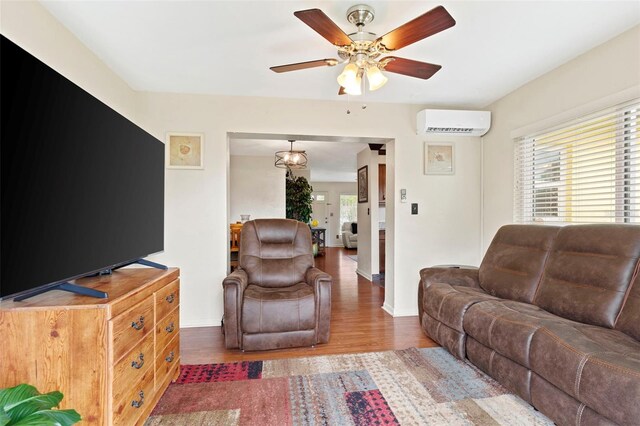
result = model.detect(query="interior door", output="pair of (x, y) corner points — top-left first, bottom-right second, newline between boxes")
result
(311, 192), (328, 229)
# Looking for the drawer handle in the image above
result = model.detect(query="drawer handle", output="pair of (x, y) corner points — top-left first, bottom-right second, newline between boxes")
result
(165, 351), (175, 363)
(131, 316), (145, 330)
(131, 353), (144, 369)
(166, 293), (175, 303)
(131, 391), (144, 408)
(165, 322), (175, 333)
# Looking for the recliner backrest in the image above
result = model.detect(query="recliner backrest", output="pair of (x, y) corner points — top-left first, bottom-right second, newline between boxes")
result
(479, 224), (560, 303)
(239, 219), (313, 288)
(534, 224), (640, 328)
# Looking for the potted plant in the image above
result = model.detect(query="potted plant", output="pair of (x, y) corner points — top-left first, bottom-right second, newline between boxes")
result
(285, 171), (313, 224)
(0, 384), (80, 426)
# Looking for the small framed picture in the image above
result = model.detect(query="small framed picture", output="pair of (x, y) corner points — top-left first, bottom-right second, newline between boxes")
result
(425, 143), (454, 175)
(166, 132), (204, 169)
(358, 165), (368, 203)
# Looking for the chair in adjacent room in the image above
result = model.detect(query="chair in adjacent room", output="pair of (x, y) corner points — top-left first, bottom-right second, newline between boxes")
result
(222, 218), (333, 351)
(341, 221), (358, 249)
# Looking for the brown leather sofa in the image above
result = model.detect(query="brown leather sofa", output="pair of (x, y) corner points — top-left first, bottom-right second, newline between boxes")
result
(223, 218), (332, 351)
(419, 224), (640, 426)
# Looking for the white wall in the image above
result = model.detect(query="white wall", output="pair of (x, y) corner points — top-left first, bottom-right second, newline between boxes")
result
(229, 156), (285, 223)
(482, 25), (640, 251)
(309, 181), (357, 247)
(136, 93), (483, 325)
(0, 1), (137, 122)
(355, 148), (380, 280)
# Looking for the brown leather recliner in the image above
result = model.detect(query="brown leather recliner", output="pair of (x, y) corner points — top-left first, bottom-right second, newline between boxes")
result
(223, 218), (332, 351)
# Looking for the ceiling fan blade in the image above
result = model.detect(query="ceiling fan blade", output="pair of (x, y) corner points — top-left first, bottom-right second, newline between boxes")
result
(376, 6), (455, 51)
(381, 57), (442, 79)
(294, 9), (353, 47)
(338, 86), (346, 95)
(270, 58), (339, 73)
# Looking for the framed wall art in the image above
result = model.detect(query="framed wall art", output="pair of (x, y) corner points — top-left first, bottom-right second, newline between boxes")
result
(357, 165), (368, 203)
(166, 132), (204, 169)
(425, 143), (454, 175)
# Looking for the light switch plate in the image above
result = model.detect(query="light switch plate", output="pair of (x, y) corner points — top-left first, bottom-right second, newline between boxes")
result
(400, 189), (407, 203)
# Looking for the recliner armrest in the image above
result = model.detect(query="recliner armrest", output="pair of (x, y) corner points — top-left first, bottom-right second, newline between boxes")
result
(305, 267), (332, 344)
(306, 267), (332, 288)
(222, 269), (249, 349)
(418, 266), (480, 323)
(419, 266), (480, 290)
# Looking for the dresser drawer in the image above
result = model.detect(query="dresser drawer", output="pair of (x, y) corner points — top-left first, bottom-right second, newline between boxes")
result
(112, 367), (154, 426)
(110, 296), (154, 362)
(156, 306), (179, 353)
(156, 279), (179, 321)
(112, 331), (153, 406)
(155, 335), (180, 390)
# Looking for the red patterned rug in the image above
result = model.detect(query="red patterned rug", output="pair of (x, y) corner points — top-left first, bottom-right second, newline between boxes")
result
(145, 347), (551, 425)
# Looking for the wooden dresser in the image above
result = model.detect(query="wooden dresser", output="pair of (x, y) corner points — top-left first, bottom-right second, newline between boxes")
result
(0, 268), (180, 425)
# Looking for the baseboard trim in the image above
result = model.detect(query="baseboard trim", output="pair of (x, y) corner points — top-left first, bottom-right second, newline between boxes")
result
(391, 307), (419, 317)
(181, 321), (220, 328)
(356, 269), (372, 281)
(382, 302), (394, 316)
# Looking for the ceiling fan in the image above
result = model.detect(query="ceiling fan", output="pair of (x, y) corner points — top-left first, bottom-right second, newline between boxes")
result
(270, 4), (456, 96)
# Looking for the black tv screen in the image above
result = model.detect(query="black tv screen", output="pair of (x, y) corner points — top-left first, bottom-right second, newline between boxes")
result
(1, 35), (164, 299)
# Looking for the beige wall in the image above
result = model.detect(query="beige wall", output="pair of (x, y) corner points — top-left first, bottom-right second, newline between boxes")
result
(482, 25), (640, 250)
(0, 1), (137, 121)
(229, 156), (285, 223)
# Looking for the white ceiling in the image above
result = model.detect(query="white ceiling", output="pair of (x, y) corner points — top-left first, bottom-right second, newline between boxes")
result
(41, 1), (640, 108)
(230, 137), (371, 182)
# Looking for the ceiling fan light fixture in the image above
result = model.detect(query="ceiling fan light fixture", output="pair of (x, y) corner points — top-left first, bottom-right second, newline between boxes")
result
(337, 63), (359, 88)
(366, 65), (388, 91)
(344, 74), (362, 96)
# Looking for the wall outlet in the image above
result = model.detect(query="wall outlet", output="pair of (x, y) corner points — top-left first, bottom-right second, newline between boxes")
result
(411, 203), (418, 215)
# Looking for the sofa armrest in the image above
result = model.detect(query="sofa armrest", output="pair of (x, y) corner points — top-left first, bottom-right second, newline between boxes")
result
(418, 266), (480, 323)
(306, 267), (332, 344)
(222, 269), (249, 349)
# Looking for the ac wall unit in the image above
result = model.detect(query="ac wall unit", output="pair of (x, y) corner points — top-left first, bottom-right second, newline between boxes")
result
(417, 109), (491, 137)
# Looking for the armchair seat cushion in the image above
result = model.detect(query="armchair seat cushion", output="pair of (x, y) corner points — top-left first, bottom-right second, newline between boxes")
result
(242, 283), (315, 334)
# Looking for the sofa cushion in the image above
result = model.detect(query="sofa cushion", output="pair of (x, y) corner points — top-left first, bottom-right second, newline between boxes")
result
(615, 268), (640, 341)
(463, 300), (567, 368)
(530, 321), (640, 426)
(533, 224), (640, 328)
(351, 222), (357, 234)
(423, 282), (497, 332)
(479, 225), (560, 303)
(242, 283), (315, 334)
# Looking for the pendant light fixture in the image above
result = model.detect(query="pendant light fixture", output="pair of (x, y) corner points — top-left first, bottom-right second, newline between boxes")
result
(275, 140), (308, 169)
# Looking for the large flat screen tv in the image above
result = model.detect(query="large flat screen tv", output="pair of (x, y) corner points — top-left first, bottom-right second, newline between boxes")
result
(1, 35), (164, 300)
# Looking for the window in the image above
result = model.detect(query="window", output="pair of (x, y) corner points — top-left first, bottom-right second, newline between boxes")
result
(514, 99), (639, 224)
(339, 194), (357, 234)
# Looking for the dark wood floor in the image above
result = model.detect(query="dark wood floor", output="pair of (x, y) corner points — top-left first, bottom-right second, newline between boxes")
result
(180, 247), (437, 364)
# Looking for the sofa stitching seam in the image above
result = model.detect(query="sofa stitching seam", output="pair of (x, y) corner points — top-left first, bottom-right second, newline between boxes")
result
(574, 354), (590, 398)
(576, 403), (585, 426)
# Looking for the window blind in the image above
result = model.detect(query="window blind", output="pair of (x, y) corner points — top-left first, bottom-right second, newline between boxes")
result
(514, 98), (639, 224)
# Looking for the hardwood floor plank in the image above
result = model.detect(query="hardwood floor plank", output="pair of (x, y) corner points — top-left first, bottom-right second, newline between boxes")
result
(180, 247), (437, 364)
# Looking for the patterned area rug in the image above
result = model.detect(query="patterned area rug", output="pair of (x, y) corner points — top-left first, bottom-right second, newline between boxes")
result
(146, 347), (552, 425)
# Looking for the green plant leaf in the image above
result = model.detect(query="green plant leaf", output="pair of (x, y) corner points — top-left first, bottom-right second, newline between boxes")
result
(11, 409), (80, 426)
(0, 385), (39, 409)
(4, 392), (63, 423)
(0, 409), (11, 426)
